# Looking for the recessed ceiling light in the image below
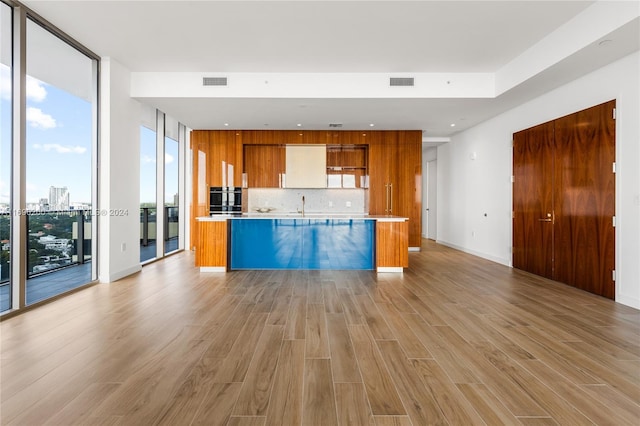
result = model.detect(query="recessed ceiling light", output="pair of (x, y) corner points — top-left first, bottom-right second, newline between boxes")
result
(224, 123), (229, 127)
(297, 123), (302, 127)
(450, 123), (456, 127)
(369, 123), (375, 127)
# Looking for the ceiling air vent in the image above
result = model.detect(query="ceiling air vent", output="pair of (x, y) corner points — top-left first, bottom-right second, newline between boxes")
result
(329, 123), (343, 128)
(390, 77), (414, 87)
(203, 77), (228, 86)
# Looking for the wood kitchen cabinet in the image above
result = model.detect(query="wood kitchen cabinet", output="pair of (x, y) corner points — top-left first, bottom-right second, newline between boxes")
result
(396, 131), (422, 249)
(369, 131), (422, 248)
(208, 130), (243, 187)
(243, 144), (285, 188)
(326, 144), (368, 188)
(191, 129), (421, 249)
(190, 130), (211, 249)
(368, 131), (396, 215)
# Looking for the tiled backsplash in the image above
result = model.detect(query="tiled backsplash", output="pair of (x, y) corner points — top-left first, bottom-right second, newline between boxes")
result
(247, 188), (366, 214)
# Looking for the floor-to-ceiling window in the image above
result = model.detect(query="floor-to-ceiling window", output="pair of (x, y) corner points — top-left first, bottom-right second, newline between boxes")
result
(0, 2), (12, 313)
(164, 115), (179, 255)
(140, 107), (157, 263)
(23, 18), (96, 305)
(140, 109), (185, 263)
(0, 3), (98, 314)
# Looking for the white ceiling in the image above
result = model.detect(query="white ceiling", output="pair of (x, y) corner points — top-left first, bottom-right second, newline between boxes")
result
(22, 0), (640, 138)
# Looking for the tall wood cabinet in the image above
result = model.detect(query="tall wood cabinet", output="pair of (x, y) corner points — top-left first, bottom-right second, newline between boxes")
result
(190, 130), (243, 249)
(369, 131), (422, 248)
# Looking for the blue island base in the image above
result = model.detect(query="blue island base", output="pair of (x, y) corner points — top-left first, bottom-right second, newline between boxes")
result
(230, 218), (375, 270)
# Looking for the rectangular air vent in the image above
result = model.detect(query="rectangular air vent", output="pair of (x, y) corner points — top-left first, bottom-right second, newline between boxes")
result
(329, 123), (343, 128)
(203, 77), (228, 86)
(390, 77), (414, 87)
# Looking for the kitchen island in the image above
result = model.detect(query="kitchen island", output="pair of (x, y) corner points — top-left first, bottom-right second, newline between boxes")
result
(195, 214), (408, 272)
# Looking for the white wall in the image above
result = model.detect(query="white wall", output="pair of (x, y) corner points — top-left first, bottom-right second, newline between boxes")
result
(437, 51), (640, 309)
(99, 57), (142, 282)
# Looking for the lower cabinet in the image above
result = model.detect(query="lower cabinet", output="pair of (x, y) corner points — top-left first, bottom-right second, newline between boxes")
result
(195, 220), (228, 271)
(376, 220), (409, 271)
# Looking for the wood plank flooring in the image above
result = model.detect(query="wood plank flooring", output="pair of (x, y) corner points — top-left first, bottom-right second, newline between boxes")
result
(1, 240), (639, 425)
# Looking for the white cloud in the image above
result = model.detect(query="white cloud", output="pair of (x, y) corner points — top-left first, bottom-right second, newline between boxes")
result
(27, 107), (57, 129)
(33, 143), (86, 154)
(141, 155), (156, 164)
(0, 68), (48, 102)
(0, 65), (9, 101)
(26, 76), (47, 102)
(165, 153), (174, 164)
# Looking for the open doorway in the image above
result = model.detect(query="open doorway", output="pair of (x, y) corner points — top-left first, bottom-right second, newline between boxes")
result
(423, 147), (438, 241)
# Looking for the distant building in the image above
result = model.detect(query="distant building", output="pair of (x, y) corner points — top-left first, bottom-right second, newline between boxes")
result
(49, 186), (69, 211)
(70, 202), (91, 210)
(39, 198), (50, 211)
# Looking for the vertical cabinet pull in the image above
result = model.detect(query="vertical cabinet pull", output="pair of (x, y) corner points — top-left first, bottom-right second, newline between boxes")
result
(384, 184), (389, 213)
(389, 183), (393, 215)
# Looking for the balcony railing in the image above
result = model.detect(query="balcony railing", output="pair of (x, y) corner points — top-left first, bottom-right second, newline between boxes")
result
(140, 206), (179, 262)
(26, 209), (92, 278)
(1, 209), (92, 284)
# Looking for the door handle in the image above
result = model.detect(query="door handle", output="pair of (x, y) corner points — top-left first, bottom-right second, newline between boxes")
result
(538, 213), (553, 222)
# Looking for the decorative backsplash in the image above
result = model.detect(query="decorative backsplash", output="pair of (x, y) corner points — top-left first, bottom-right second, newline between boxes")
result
(247, 188), (366, 214)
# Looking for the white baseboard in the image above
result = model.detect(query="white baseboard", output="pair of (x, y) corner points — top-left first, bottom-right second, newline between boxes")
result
(616, 293), (640, 310)
(100, 264), (142, 283)
(435, 240), (510, 266)
(200, 266), (227, 273)
(377, 267), (404, 273)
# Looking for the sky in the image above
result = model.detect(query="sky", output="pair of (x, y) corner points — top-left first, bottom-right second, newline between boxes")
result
(1, 63), (179, 207)
(1, 65), (92, 205)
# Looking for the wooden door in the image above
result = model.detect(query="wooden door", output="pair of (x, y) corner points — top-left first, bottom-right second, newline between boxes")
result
(553, 100), (616, 299)
(513, 100), (616, 300)
(513, 122), (555, 279)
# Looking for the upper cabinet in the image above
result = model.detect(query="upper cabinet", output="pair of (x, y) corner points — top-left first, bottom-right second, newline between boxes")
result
(285, 145), (327, 188)
(209, 131), (243, 187)
(243, 144), (285, 188)
(326, 144), (368, 188)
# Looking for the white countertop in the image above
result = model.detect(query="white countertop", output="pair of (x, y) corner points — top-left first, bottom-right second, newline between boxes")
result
(196, 213), (407, 222)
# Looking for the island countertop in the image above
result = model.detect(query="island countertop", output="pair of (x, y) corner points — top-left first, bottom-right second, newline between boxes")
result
(196, 214), (408, 222)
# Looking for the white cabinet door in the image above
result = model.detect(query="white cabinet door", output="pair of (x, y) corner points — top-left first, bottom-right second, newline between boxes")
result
(285, 145), (327, 188)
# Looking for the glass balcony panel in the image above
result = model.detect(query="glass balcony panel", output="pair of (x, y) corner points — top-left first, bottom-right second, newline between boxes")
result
(25, 210), (92, 305)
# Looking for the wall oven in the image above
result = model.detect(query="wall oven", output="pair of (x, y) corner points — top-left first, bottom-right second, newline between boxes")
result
(210, 187), (242, 215)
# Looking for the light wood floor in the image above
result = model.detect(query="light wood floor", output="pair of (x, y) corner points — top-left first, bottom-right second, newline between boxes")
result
(1, 240), (639, 425)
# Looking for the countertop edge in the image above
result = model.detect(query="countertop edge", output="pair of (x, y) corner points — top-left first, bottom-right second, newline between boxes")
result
(196, 215), (408, 222)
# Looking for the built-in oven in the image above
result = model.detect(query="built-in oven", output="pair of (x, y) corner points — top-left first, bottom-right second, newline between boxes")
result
(210, 187), (242, 214)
